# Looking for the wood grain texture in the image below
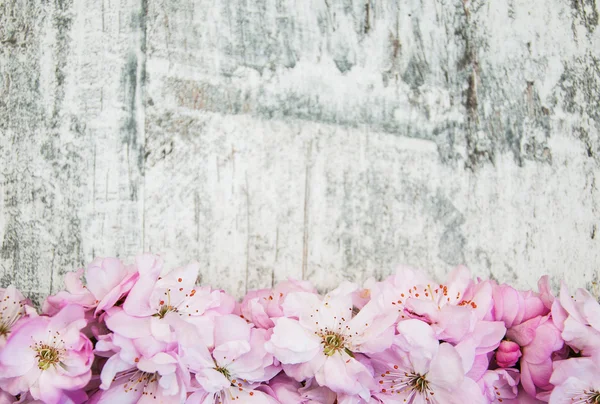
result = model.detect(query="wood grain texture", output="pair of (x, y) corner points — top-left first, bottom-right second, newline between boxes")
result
(1, 0), (599, 301)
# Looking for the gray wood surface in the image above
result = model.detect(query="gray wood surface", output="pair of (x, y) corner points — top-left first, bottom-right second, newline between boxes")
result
(1, 0), (599, 303)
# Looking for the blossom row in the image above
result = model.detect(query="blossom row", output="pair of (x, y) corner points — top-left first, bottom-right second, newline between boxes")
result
(0, 255), (599, 403)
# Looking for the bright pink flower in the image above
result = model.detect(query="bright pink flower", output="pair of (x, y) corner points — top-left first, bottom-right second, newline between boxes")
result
(0, 305), (93, 404)
(516, 315), (564, 400)
(477, 369), (520, 403)
(548, 358), (600, 404)
(370, 319), (485, 403)
(183, 315), (278, 403)
(43, 257), (138, 316)
(265, 282), (396, 399)
(491, 283), (548, 329)
(260, 374), (337, 404)
(0, 286), (36, 348)
(495, 340), (522, 368)
(238, 279), (317, 329)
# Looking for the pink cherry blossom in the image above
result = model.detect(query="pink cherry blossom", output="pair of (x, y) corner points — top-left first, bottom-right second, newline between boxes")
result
(107, 255), (235, 347)
(43, 257), (138, 317)
(91, 351), (189, 403)
(553, 283), (600, 359)
(491, 283), (548, 329)
(183, 314), (278, 403)
(548, 358), (600, 404)
(375, 267), (506, 379)
(477, 369), (520, 403)
(0, 305), (93, 404)
(375, 266), (506, 351)
(0, 286), (36, 348)
(238, 279), (318, 329)
(516, 315), (564, 400)
(369, 319), (485, 404)
(266, 282), (396, 399)
(495, 340), (522, 368)
(260, 373), (337, 404)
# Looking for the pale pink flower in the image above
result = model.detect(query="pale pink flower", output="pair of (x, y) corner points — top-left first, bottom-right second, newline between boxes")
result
(0, 286), (36, 348)
(552, 283), (600, 359)
(92, 350), (189, 404)
(43, 258), (138, 317)
(369, 319), (485, 404)
(0, 305), (93, 404)
(477, 369), (520, 403)
(107, 255), (235, 347)
(260, 374), (337, 404)
(183, 315), (278, 403)
(0, 390), (80, 403)
(95, 324), (188, 403)
(238, 280), (317, 329)
(548, 358), (600, 404)
(375, 267), (506, 379)
(376, 267), (506, 350)
(266, 282), (396, 399)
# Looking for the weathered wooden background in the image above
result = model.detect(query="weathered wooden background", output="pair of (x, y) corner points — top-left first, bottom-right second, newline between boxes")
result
(1, 0), (599, 303)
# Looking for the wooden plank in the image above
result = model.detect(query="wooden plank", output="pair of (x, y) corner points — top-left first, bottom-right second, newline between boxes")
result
(1, 0), (599, 300)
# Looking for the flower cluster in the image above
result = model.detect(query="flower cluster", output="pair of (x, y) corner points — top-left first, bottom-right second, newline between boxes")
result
(0, 256), (599, 404)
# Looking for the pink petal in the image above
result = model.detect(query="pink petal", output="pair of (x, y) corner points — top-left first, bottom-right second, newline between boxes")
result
(428, 343), (464, 390)
(265, 318), (321, 364)
(105, 308), (152, 339)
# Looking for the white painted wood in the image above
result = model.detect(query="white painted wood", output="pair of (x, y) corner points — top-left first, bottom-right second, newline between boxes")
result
(1, 0), (599, 302)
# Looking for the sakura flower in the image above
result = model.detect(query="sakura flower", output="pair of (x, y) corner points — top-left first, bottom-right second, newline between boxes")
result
(491, 283), (548, 329)
(553, 283), (600, 359)
(495, 340), (522, 368)
(548, 358), (600, 404)
(259, 374), (337, 404)
(374, 267), (506, 379)
(512, 315), (564, 399)
(335, 395), (378, 404)
(0, 305), (93, 404)
(266, 282), (397, 399)
(183, 315), (278, 403)
(0, 286), (35, 347)
(377, 266), (505, 349)
(0, 390), (67, 403)
(43, 257), (138, 317)
(107, 255), (235, 347)
(369, 319), (485, 404)
(92, 351), (189, 404)
(238, 279), (317, 329)
(477, 369), (520, 403)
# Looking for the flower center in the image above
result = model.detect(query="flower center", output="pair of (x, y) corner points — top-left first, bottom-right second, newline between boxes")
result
(215, 366), (232, 381)
(587, 392), (600, 404)
(34, 344), (64, 370)
(154, 304), (177, 319)
(322, 333), (345, 356)
(0, 293), (25, 337)
(409, 373), (429, 393)
(121, 370), (159, 398)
